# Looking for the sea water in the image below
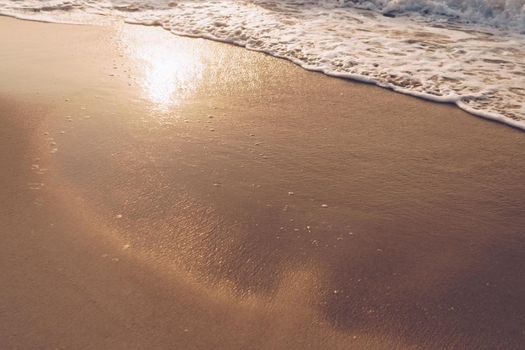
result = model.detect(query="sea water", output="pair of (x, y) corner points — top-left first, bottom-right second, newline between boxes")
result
(1, 0), (524, 129)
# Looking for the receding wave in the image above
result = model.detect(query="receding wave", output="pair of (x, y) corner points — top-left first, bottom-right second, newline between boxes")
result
(1, 0), (524, 129)
(334, 0), (525, 32)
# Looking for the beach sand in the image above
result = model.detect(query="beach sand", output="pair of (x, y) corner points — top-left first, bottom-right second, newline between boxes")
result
(1, 16), (525, 349)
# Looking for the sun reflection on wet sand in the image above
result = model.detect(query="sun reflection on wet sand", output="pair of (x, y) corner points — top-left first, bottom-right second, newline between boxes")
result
(119, 26), (205, 111)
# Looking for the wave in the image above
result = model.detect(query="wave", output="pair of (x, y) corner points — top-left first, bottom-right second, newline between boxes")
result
(5, 0), (524, 31)
(327, 0), (525, 32)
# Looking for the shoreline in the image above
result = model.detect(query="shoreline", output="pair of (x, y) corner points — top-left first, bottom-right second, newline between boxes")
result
(1, 16), (525, 349)
(1, 12), (524, 131)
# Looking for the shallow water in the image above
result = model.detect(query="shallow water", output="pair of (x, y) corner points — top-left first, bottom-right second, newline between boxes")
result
(1, 0), (525, 129)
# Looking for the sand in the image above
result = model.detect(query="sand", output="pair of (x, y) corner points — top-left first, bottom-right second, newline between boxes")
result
(1, 16), (525, 349)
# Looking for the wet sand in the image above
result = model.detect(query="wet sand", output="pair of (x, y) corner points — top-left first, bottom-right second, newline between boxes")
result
(1, 16), (525, 349)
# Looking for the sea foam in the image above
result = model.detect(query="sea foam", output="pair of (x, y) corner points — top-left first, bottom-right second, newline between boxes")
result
(1, 0), (524, 130)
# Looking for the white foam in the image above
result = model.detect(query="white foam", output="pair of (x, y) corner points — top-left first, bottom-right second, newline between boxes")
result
(1, 0), (524, 130)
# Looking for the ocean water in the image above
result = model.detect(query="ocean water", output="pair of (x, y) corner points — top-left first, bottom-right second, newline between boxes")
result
(1, 0), (524, 129)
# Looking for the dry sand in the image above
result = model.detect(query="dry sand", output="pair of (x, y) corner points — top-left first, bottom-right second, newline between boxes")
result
(1, 16), (525, 349)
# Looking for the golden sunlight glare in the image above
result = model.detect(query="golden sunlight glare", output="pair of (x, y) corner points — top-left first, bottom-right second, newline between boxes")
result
(121, 26), (205, 110)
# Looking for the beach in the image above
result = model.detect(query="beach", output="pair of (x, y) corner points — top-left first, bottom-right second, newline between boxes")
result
(1, 16), (525, 349)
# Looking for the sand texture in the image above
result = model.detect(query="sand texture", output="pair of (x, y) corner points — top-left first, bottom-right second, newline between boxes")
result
(1, 17), (525, 349)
